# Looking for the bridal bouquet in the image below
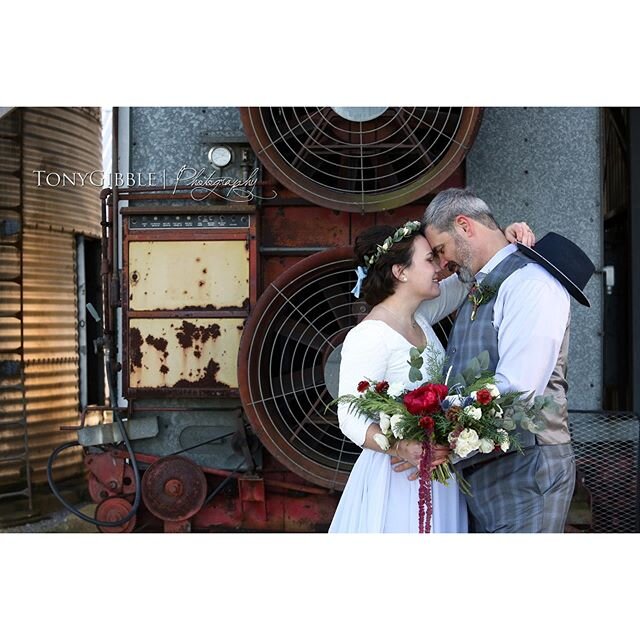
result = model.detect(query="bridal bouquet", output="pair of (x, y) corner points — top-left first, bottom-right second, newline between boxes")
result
(333, 349), (555, 533)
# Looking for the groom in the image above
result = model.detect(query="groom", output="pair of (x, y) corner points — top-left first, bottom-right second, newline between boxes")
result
(422, 188), (585, 533)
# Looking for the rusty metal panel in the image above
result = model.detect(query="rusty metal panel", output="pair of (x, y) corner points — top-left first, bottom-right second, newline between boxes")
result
(261, 206), (351, 248)
(128, 240), (249, 311)
(22, 107), (102, 237)
(261, 255), (301, 291)
(128, 318), (242, 390)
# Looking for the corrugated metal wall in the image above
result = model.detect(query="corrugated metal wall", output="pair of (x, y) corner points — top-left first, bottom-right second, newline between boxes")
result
(0, 109), (27, 491)
(0, 107), (102, 491)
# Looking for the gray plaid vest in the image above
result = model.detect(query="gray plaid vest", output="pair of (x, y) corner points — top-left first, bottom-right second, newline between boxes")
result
(445, 250), (570, 449)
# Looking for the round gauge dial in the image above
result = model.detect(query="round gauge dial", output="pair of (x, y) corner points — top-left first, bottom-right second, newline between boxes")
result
(208, 145), (232, 168)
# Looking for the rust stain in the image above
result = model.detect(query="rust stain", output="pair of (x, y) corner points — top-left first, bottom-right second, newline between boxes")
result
(175, 299), (250, 313)
(202, 268), (207, 274)
(175, 320), (221, 349)
(172, 359), (230, 389)
(145, 334), (168, 357)
(198, 280), (205, 287)
(129, 327), (144, 372)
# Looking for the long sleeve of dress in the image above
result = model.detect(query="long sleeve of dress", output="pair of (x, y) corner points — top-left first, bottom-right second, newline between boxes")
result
(337, 322), (390, 447)
(415, 274), (470, 325)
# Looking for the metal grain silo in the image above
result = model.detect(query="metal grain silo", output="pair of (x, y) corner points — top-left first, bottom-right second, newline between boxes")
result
(0, 107), (102, 518)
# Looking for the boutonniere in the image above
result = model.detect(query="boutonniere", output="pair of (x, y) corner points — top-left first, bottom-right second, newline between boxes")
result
(468, 280), (503, 320)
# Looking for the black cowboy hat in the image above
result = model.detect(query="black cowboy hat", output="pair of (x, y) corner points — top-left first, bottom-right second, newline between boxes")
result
(516, 232), (596, 307)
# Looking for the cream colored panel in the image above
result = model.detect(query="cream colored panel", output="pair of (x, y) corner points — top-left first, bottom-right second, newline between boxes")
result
(129, 318), (242, 389)
(129, 241), (249, 311)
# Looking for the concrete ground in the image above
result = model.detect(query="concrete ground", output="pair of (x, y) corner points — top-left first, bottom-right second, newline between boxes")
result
(0, 482), (98, 533)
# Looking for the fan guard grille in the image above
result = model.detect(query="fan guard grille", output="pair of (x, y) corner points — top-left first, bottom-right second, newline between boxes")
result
(240, 107), (482, 212)
(238, 247), (454, 489)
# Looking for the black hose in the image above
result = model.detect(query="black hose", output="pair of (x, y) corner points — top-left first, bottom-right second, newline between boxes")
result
(46, 360), (141, 528)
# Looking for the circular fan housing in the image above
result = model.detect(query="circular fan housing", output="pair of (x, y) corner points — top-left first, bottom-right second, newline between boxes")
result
(238, 248), (454, 489)
(240, 107), (482, 212)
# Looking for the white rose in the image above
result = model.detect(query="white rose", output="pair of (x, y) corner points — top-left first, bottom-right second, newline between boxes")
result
(387, 382), (404, 398)
(454, 428), (480, 458)
(382, 240), (391, 251)
(378, 412), (391, 435)
(373, 433), (391, 451)
(463, 406), (482, 421)
(478, 438), (494, 454)
(496, 428), (510, 452)
(485, 384), (500, 399)
(390, 414), (404, 439)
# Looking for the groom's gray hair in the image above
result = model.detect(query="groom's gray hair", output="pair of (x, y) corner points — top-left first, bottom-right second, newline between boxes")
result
(423, 188), (500, 232)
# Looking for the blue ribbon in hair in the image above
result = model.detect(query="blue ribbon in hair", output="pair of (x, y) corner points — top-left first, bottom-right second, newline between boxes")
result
(351, 265), (368, 298)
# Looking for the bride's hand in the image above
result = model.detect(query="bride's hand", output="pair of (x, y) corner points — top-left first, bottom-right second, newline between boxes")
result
(391, 443), (451, 481)
(504, 221), (535, 247)
(392, 439), (423, 467)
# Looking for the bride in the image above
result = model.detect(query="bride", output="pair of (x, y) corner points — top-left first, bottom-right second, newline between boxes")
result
(329, 219), (534, 533)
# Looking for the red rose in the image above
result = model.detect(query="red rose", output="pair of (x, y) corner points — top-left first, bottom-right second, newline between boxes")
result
(374, 381), (389, 394)
(357, 380), (370, 393)
(476, 389), (492, 405)
(403, 383), (448, 415)
(419, 416), (435, 432)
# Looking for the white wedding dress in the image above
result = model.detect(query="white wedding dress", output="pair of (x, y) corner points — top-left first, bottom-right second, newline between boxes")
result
(329, 275), (469, 533)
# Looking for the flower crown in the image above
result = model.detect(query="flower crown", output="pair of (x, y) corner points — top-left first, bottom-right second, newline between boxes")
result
(363, 220), (422, 268)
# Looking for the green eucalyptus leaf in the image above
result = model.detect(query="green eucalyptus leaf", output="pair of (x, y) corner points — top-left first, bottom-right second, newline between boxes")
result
(449, 373), (466, 389)
(409, 346), (423, 359)
(500, 417), (515, 431)
(477, 351), (490, 371)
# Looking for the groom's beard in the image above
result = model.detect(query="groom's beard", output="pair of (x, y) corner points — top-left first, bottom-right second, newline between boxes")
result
(452, 235), (476, 284)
